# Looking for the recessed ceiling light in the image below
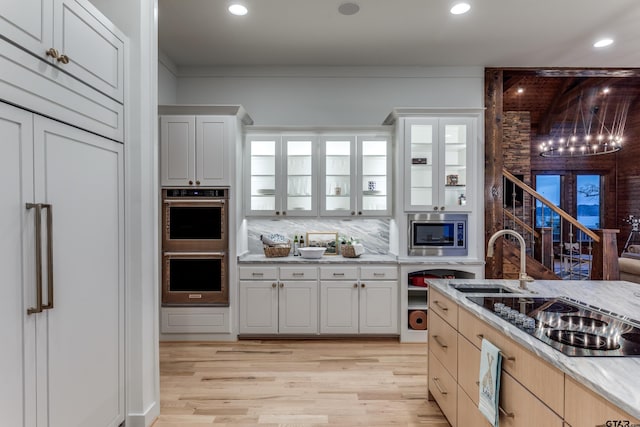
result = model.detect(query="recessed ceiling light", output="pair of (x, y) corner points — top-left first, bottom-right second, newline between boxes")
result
(593, 38), (613, 48)
(450, 2), (471, 15)
(228, 3), (248, 16)
(517, 87), (524, 94)
(338, 2), (360, 16)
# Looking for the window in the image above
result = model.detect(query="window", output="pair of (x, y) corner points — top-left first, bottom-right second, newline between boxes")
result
(535, 175), (561, 241)
(534, 173), (603, 243)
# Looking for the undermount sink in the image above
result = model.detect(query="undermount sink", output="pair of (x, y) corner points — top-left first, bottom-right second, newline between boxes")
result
(450, 283), (515, 294)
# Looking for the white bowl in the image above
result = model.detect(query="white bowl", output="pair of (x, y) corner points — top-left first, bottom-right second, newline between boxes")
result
(298, 247), (327, 259)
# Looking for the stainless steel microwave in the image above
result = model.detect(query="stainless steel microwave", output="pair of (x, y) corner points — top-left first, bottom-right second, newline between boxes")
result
(408, 213), (467, 256)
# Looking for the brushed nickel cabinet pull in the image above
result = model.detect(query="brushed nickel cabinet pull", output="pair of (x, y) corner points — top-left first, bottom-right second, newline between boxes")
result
(45, 48), (59, 59)
(373, 272), (385, 277)
(195, 180), (200, 185)
(361, 283), (366, 288)
(333, 272), (345, 277)
(432, 335), (448, 349)
(26, 203), (43, 315)
(434, 300), (449, 312)
(188, 180), (193, 185)
(353, 283), (358, 288)
(252, 272), (264, 277)
(292, 272), (304, 277)
(41, 203), (54, 310)
(271, 282), (277, 288)
(279, 283), (284, 288)
(433, 377), (448, 395)
(57, 54), (70, 64)
(499, 406), (515, 418)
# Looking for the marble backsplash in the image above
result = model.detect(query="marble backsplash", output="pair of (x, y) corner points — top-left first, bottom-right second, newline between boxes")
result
(247, 218), (390, 254)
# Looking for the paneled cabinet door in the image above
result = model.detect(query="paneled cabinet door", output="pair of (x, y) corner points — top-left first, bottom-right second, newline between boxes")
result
(0, 0), (125, 103)
(0, 102), (125, 427)
(278, 280), (319, 334)
(320, 281), (359, 334)
(160, 115), (196, 186)
(196, 116), (229, 186)
(359, 281), (398, 334)
(239, 281), (278, 334)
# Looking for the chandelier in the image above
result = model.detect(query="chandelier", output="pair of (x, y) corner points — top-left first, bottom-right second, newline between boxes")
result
(538, 88), (630, 157)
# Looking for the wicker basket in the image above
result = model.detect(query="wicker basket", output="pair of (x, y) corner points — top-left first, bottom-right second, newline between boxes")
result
(263, 242), (291, 258)
(340, 244), (360, 258)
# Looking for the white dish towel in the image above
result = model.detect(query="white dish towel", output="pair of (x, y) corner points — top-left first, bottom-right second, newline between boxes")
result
(478, 338), (503, 427)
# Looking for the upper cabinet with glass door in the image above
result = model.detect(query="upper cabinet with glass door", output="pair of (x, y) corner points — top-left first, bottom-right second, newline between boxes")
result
(320, 134), (391, 217)
(404, 117), (475, 212)
(246, 134), (317, 217)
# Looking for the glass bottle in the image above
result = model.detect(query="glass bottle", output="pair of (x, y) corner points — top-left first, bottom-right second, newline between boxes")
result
(293, 235), (299, 256)
(299, 234), (305, 248)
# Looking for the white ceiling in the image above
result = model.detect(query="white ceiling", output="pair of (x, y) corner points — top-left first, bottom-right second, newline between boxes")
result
(158, 0), (640, 69)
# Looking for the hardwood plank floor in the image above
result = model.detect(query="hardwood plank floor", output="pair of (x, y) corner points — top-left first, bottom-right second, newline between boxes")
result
(155, 339), (449, 426)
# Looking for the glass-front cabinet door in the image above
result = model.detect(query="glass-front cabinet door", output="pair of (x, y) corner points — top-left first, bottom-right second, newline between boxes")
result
(246, 135), (317, 216)
(358, 137), (390, 216)
(320, 134), (391, 217)
(321, 136), (356, 216)
(283, 136), (317, 216)
(404, 117), (473, 212)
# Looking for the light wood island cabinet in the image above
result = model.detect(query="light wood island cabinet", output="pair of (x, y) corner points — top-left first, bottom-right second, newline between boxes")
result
(427, 287), (640, 427)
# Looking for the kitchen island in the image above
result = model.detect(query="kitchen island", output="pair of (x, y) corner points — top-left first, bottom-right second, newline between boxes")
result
(427, 278), (640, 426)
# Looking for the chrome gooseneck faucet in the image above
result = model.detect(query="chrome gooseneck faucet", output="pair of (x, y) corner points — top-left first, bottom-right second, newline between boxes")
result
(487, 229), (534, 290)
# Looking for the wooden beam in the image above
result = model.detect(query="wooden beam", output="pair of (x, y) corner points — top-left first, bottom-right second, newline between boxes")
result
(485, 69), (504, 279)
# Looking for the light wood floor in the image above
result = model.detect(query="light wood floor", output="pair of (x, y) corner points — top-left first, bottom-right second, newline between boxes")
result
(156, 339), (449, 426)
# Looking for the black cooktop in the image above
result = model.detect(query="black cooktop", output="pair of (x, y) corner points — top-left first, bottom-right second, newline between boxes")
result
(467, 296), (640, 357)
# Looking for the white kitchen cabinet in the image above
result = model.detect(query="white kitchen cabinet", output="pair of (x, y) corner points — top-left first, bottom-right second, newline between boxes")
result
(320, 134), (392, 217)
(1, 101), (124, 427)
(319, 265), (398, 334)
(239, 266), (318, 334)
(403, 117), (475, 212)
(160, 111), (250, 187)
(245, 133), (318, 216)
(0, 0), (124, 103)
(0, 0), (125, 142)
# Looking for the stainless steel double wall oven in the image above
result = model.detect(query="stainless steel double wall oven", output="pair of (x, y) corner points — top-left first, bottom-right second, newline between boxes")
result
(162, 188), (229, 305)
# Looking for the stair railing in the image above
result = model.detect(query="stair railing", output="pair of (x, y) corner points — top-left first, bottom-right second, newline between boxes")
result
(502, 169), (600, 280)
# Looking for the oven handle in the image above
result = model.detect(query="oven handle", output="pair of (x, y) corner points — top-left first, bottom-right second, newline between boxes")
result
(163, 199), (226, 205)
(164, 251), (226, 257)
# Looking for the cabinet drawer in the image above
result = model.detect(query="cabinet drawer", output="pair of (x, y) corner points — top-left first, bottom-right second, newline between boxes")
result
(319, 266), (358, 280)
(429, 350), (457, 427)
(280, 266), (318, 280)
(457, 385), (489, 427)
(499, 371), (564, 427)
(429, 288), (458, 328)
(239, 266), (278, 280)
(565, 376), (640, 427)
(457, 334), (480, 404)
(360, 266), (398, 280)
(458, 308), (564, 416)
(161, 307), (229, 334)
(428, 311), (457, 379)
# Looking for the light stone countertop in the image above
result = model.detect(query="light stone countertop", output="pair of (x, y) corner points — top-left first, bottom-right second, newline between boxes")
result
(238, 253), (398, 264)
(427, 278), (640, 420)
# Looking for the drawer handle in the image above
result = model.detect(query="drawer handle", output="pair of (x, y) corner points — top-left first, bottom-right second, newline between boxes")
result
(432, 335), (448, 349)
(333, 272), (345, 277)
(476, 334), (515, 361)
(434, 300), (449, 312)
(499, 406), (515, 418)
(292, 272), (304, 277)
(432, 377), (448, 395)
(279, 283), (284, 288)
(272, 283), (277, 288)
(353, 283), (358, 288)
(252, 272), (264, 277)
(475, 380), (480, 386)
(373, 272), (385, 277)
(57, 54), (70, 64)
